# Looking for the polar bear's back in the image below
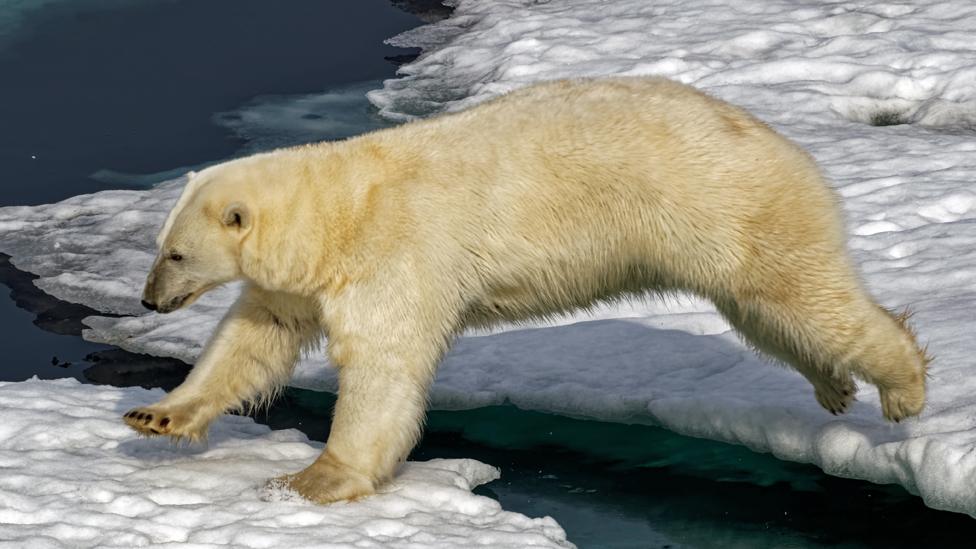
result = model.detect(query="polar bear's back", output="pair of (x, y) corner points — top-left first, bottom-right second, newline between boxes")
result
(398, 77), (834, 228)
(363, 78), (845, 313)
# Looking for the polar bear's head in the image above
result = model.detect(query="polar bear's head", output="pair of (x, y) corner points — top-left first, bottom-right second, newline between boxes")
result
(142, 167), (253, 313)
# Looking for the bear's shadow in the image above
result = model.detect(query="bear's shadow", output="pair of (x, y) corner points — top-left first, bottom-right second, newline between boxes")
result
(439, 318), (908, 438)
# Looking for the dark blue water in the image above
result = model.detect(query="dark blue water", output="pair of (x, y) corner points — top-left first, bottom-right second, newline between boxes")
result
(0, 257), (111, 382)
(0, 0), (419, 205)
(1, 2), (974, 548)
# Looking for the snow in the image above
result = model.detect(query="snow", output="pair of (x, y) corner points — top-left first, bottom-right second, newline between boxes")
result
(0, 378), (571, 548)
(1, 0), (976, 522)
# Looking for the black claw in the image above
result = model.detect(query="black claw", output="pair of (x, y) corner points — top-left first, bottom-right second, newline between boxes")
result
(160, 418), (170, 428)
(150, 428), (161, 434)
(145, 414), (153, 421)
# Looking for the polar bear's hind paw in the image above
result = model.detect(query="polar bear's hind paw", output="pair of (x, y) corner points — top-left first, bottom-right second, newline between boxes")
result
(812, 374), (857, 416)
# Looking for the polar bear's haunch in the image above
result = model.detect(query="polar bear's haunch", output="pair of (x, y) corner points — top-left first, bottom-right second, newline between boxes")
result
(127, 77), (929, 504)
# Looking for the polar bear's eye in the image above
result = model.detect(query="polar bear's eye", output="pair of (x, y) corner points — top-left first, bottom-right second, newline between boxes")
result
(169, 252), (183, 262)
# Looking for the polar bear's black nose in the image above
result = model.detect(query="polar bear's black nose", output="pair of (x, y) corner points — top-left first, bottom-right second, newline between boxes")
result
(141, 299), (158, 311)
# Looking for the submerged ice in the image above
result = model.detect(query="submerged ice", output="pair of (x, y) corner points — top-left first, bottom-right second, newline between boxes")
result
(1, 0), (976, 522)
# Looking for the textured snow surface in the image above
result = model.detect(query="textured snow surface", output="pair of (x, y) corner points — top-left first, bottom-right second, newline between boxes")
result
(2, 0), (976, 518)
(0, 378), (570, 548)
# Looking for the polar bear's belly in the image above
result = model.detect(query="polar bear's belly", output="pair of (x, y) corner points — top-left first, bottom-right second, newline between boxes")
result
(464, 261), (667, 327)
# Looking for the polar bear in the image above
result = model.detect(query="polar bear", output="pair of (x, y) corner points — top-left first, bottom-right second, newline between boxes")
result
(125, 77), (929, 503)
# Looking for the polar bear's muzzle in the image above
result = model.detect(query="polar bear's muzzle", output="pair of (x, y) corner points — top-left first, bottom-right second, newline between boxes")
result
(142, 262), (219, 314)
(142, 287), (194, 314)
(151, 293), (191, 314)
(142, 261), (199, 314)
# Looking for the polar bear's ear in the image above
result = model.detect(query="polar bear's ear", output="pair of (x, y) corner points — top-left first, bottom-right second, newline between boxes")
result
(221, 202), (251, 232)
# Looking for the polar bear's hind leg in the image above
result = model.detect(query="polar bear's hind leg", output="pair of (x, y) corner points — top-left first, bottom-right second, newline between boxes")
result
(714, 282), (928, 421)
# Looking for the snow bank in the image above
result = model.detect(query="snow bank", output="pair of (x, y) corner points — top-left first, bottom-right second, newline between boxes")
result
(2, 0), (976, 519)
(367, 0), (976, 132)
(0, 378), (570, 548)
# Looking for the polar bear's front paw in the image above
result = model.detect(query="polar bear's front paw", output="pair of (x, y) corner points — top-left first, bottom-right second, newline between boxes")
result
(271, 452), (375, 504)
(812, 374), (857, 416)
(123, 404), (209, 442)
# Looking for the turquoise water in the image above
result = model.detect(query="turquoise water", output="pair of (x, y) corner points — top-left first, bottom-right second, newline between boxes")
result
(1, 1), (975, 547)
(263, 389), (976, 548)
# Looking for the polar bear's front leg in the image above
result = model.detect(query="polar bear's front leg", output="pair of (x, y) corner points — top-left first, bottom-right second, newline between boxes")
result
(274, 284), (453, 504)
(124, 285), (321, 441)
(274, 357), (436, 503)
